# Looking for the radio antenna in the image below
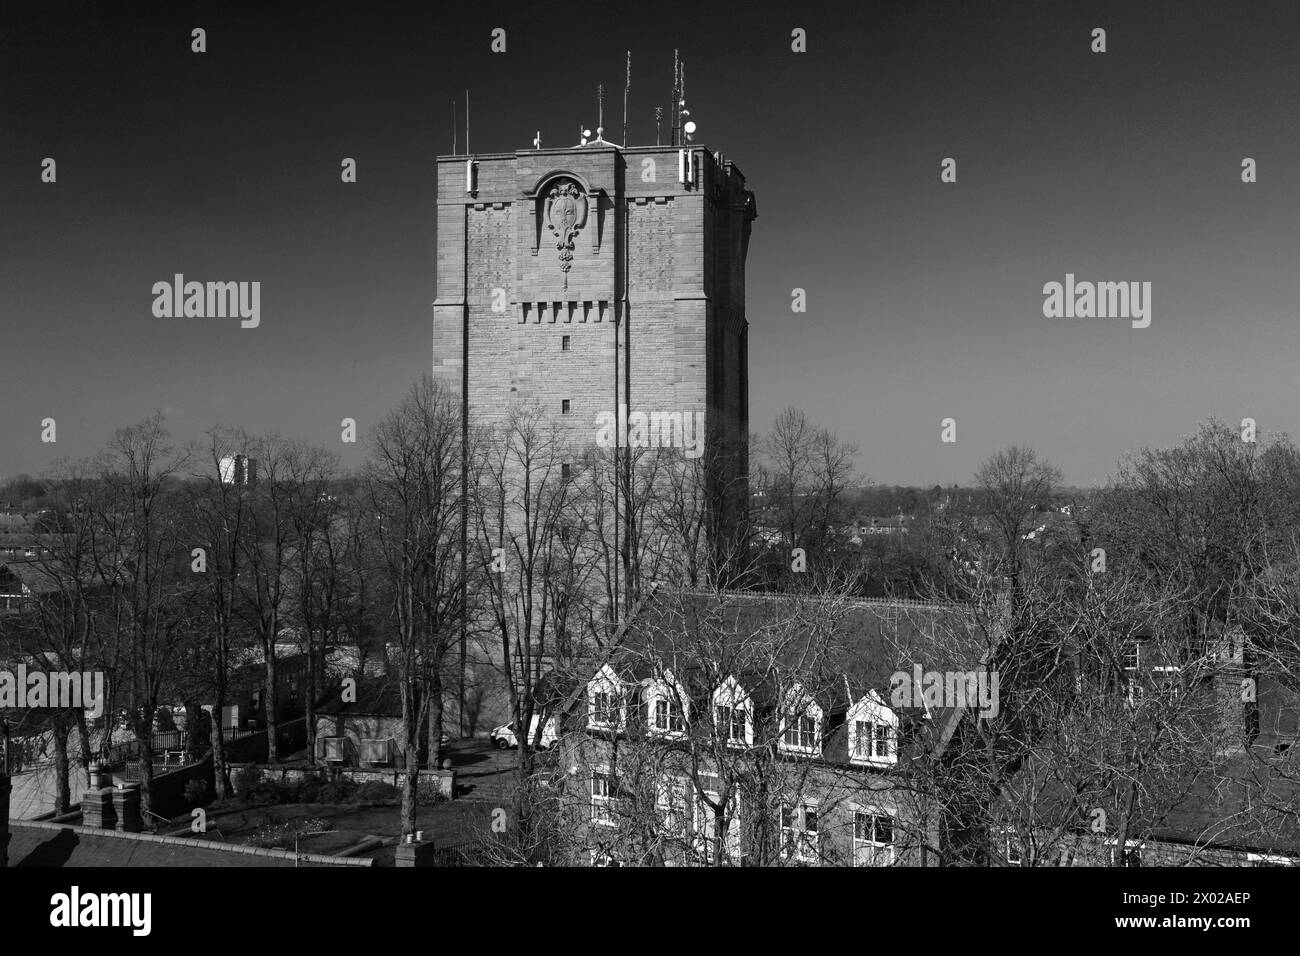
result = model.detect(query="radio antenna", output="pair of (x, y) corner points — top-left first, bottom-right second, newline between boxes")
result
(465, 90), (470, 155)
(623, 51), (630, 146)
(670, 49), (680, 146)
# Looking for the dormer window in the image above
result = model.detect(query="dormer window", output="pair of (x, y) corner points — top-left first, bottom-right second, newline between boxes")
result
(716, 704), (747, 744)
(644, 670), (688, 739)
(592, 689), (618, 724)
(784, 714), (817, 750)
(848, 691), (899, 767)
(778, 683), (823, 756)
(712, 676), (753, 747)
(852, 720), (894, 760)
(587, 664), (626, 731)
(654, 697), (685, 733)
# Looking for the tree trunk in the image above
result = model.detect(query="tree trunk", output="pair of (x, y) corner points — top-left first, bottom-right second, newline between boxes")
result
(210, 673), (230, 799)
(400, 680), (420, 836)
(138, 725), (156, 817)
(51, 712), (71, 815)
(72, 709), (92, 778)
(305, 632), (317, 765)
(264, 649), (279, 762)
(184, 700), (205, 762)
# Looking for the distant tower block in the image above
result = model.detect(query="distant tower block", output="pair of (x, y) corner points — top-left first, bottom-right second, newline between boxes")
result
(219, 454), (257, 485)
(432, 134), (757, 522)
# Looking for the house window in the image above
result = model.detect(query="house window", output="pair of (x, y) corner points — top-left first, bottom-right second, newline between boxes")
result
(715, 704), (747, 744)
(853, 810), (895, 866)
(1005, 832), (1023, 865)
(654, 696), (684, 733)
(360, 738), (390, 764)
(780, 803), (820, 863)
(1151, 666), (1181, 702)
(873, 723), (893, 758)
(561, 399), (571, 415)
(1121, 642), (1139, 671)
(783, 712), (817, 750)
(561, 463), (571, 481)
(656, 778), (687, 836)
(854, 720), (894, 759)
(1109, 843), (1144, 867)
(561, 335), (571, 351)
(590, 688), (618, 728)
(591, 770), (615, 826)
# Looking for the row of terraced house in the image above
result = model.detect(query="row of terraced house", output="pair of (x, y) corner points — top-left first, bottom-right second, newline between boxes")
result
(548, 589), (1300, 867)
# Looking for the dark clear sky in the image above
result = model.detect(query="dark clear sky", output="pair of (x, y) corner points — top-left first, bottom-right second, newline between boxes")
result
(3, 0), (1298, 485)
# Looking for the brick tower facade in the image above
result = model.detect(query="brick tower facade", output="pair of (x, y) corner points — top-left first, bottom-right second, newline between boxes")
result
(432, 140), (756, 509)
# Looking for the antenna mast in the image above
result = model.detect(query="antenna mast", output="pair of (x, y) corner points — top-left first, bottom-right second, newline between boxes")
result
(452, 99), (457, 154)
(670, 49), (680, 146)
(597, 83), (604, 137)
(623, 51), (630, 146)
(465, 89), (470, 155)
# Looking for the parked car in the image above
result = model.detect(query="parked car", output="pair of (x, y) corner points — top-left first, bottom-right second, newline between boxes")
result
(491, 715), (560, 750)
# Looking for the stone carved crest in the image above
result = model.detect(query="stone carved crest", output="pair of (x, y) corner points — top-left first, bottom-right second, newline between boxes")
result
(544, 180), (587, 289)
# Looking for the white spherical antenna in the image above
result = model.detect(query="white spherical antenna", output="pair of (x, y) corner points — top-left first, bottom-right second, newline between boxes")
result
(583, 129), (592, 137)
(684, 121), (697, 135)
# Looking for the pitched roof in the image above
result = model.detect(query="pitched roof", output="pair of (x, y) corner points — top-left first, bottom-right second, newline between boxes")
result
(0, 562), (61, 596)
(316, 674), (404, 717)
(578, 587), (991, 763)
(627, 589), (987, 707)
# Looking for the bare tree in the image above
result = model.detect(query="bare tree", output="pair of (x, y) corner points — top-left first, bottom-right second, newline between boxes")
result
(91, 415), (193, 816)
(365, 376), (468, 836)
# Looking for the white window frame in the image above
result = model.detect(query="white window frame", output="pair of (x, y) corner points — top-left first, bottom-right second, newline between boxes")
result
(1104, 837), (1146, 867)
(778, 683), (823, 756)
(591, 766), (616, 828)
(712, 676), (753, 748)
(1123, 642), (1141, 704)
(780, 800), (821, 863)
(586, 664), (625, 731)
(852, 806), (896, 866)
(847, 691), (899, 767)
(655, 776), (688, 838)
(1003, 829), (1024, 865)
(645, 671), (688, 739)
(1150, 665), (1182, 702)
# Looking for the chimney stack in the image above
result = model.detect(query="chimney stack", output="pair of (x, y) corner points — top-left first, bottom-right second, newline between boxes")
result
(81, 761), (117, 830)
(395, 831), (437, 867)
(113, 782), (143, 833)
